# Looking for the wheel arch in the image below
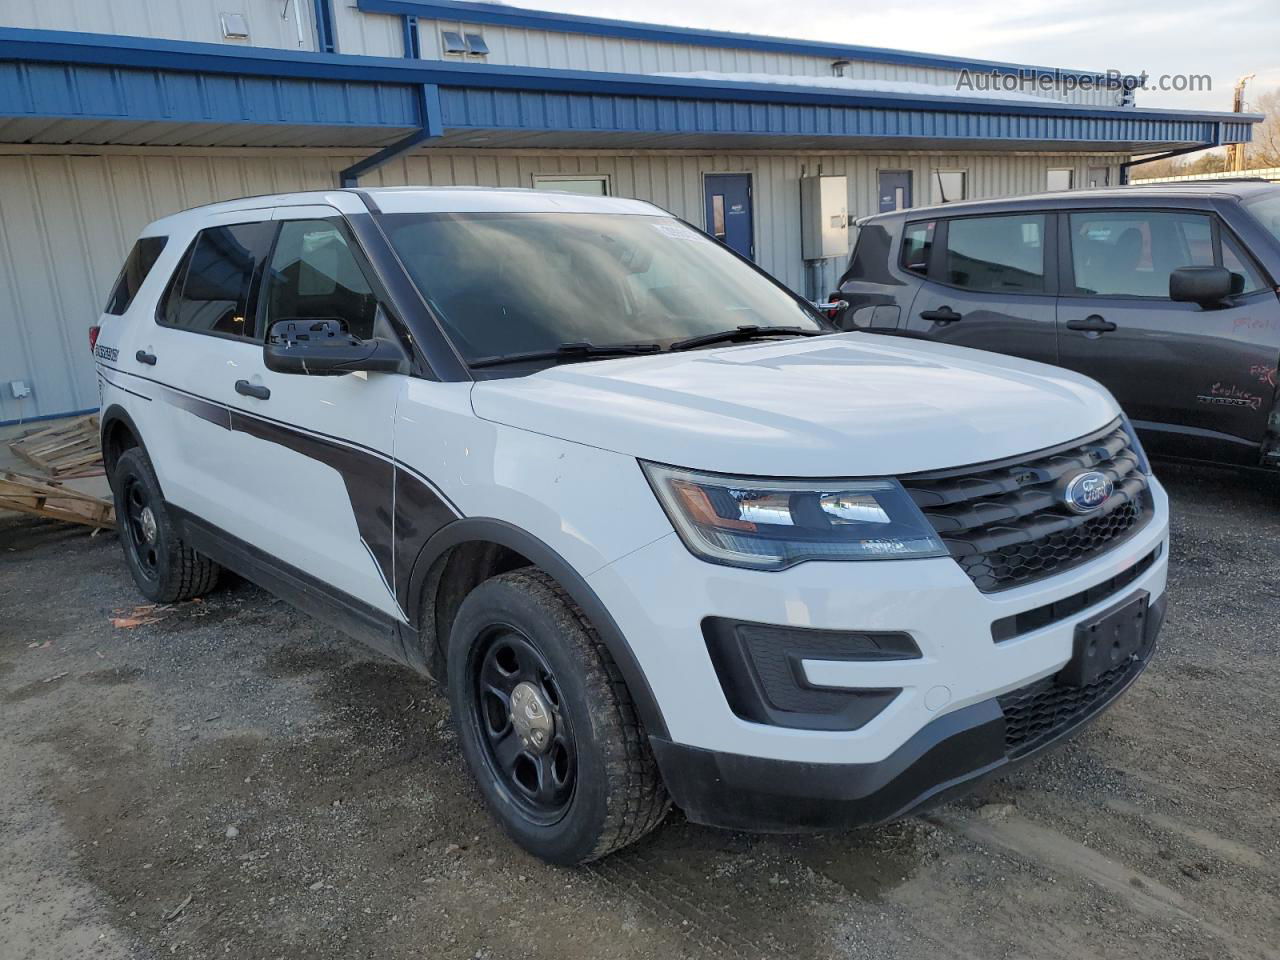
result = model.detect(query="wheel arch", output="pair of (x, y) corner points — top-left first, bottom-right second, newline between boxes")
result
(405, 518), (670, 740)
(100, 404), (147, 482)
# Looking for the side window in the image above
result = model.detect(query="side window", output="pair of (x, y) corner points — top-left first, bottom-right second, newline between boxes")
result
(1069, 211), (1213, 298)
(943, 214), (1046, 294)
(105, 236), (167, 315)
(900, 221), (935, 276)
(1220, 230), (1267, 295)
(263, 219), (380, 341)
(158, 222), (275, 340)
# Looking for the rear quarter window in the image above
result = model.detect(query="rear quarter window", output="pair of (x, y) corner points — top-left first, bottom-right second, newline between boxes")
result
(900, 221), (935, 276)
(104, 236), (167, 315)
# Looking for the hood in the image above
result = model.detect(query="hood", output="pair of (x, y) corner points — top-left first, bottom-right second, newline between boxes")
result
(470, 334), (1120, 477)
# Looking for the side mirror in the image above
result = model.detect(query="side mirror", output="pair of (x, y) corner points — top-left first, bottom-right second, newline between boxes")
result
(264, 318), (409, 376)
(1169, 266), (1233, 308)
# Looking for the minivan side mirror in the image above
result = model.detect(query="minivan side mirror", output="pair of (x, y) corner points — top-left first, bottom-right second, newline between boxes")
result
(1169, 266), (1234, 308)
(264, 318), (409, 376)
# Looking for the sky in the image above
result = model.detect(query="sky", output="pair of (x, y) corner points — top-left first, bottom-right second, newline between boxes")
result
(524, 0), (1280, 113)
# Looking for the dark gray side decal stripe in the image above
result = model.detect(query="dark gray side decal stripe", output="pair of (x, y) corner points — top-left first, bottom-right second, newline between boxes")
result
(99, 362), (459, 620)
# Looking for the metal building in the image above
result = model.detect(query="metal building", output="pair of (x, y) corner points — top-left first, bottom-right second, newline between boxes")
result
(0, 0), (1260, 422)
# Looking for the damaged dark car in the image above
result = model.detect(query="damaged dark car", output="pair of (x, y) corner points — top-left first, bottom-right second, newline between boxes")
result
(829, 181), (1280, 471)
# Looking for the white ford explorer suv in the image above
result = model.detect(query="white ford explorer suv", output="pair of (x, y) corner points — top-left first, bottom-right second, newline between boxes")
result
(91, 187), (1169, 864)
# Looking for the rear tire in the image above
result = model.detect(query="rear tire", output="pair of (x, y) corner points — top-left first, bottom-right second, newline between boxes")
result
(113, 448), (220, 603)
(448, 568), (669, 864)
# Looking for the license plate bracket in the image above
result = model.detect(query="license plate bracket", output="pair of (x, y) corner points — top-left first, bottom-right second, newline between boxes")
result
(1062, 591), (1150, 688)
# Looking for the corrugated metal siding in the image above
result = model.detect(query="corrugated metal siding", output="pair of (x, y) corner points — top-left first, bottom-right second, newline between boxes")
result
(0, 0), (315, 50)
(331, 1), (403, 57)
(415, 18), (1121, 107)
(0, 147), (1118, 421)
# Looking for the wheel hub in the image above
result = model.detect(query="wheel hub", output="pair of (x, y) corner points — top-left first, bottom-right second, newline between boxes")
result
(510, 681), (555, 754)
(139, 506), (158, 544)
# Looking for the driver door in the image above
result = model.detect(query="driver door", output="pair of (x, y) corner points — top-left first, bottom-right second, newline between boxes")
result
(236, 206), (408, 620)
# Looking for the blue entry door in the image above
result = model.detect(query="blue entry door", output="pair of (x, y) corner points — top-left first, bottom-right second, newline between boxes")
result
(703, 174), (754, 260)
(878, 171), (913, 212)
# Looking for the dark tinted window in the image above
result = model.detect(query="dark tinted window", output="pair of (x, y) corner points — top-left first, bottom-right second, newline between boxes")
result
(105, 236), (167, 315)
(841, 224), (896, 285)
(1069, 211), (1213, 297)
(900, 221), (935, 276)
(943, 214), (1046, 293)
(159, 222), (275, 340)
(263, 219), (379, 340)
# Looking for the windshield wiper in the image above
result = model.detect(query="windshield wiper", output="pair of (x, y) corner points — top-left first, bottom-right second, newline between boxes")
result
(668, 325), (828, 352)
(469, 341), (663, 369)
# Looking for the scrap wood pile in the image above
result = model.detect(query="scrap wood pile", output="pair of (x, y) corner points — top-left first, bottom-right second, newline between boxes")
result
(10, 413), (104, 478)
(1, 414), (115, 530)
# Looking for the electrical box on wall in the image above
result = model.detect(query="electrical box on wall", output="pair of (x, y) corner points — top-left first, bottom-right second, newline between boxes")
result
(800, 176), (849, 260)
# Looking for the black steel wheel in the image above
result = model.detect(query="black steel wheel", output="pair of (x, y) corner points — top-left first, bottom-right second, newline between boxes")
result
(111, 448), (221, 603)
(468, 627), (577, 825)
(121, 473), (161, 582)
(448, 568), (670, 864)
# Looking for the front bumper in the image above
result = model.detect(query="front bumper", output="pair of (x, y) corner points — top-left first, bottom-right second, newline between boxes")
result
(649, 594), (1164, 832)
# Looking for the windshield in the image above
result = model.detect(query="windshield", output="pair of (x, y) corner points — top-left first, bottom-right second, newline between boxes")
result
(1244, 190), (1280, 246)
(377, 212), (824, 364)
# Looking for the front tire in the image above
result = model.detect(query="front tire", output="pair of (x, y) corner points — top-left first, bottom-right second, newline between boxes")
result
(447, 568), (669, 864)
(113, 448), (220, 603)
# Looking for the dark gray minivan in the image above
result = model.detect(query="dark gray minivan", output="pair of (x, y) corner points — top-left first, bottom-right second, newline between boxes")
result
(830, 182), (1280, 470)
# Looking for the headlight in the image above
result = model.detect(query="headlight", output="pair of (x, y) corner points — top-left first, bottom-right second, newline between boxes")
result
(641, 462), (948, 570)
(1119, 414), (1152, 475)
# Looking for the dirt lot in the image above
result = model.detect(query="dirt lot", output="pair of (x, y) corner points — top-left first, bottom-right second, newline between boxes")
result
(1, 461), (1277, 960)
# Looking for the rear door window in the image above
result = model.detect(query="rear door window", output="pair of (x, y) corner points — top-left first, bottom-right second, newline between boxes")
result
(1068, 211), (1213, 298)
(900, 221), (935, 276)
(104, 236), (167, 315)
(942, 214), (1047, 293)
(158, 222), (276, 340)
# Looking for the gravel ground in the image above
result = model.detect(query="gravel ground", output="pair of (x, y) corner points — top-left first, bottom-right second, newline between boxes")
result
(1, 460), (1277, 960)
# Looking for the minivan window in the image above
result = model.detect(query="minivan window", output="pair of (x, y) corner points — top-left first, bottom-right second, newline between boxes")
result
(159, 222), (276, 340)
(105, 236), (167, 315)
(900, 221), (935, 276)
(1069, 211), (1213, 298)
(377, 213), (823, 362)
(264, 219), (379, 340)
(943, 214), (1046, 294)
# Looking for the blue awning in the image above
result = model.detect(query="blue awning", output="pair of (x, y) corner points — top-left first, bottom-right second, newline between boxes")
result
(0, 28), (1258, 153)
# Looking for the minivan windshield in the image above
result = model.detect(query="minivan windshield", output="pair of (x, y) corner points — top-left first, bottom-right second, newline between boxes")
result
(1244, 191), (1280, 247)
(377, 212), (825, 365)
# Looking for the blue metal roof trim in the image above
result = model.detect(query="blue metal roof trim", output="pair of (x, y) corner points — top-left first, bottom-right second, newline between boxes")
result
(0, 60), (420, 128)
(357, 0), (1130, 85)
(438, 87), (1231, 146)
(0, 29), (1256, 146)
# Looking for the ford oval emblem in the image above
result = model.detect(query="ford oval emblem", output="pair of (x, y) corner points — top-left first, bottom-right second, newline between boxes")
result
(1062, 471), (1113, 514)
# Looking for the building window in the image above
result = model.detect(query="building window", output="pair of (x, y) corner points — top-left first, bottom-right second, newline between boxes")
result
(464, 33), (489, 57)
(531, 175), (610, 196)
(931, 170), (967, 204)
(1047, 168), (1074, 191)
(441, 30), (467, 55)
(219, 12), (249, 40)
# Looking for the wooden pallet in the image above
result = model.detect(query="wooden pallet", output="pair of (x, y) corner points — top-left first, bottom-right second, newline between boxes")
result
(8, 413), (104, 478)
(0, 471), (115, 530)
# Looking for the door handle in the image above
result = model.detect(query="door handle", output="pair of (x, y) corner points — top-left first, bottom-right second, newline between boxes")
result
(920, 306), (963, 324)
(135, 350), (157, 365)
(1066, 315), (1117, 333)
(234, 380), (270, 400)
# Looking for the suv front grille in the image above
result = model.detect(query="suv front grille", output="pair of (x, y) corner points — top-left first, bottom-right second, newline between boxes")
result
(901, 421), (1151, 592)
(998, 658), (1139, 757)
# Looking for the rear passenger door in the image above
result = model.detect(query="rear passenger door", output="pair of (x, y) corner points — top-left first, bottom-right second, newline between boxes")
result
(1056, 208), (1280, 463)
(903, 212), (1060, 366)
